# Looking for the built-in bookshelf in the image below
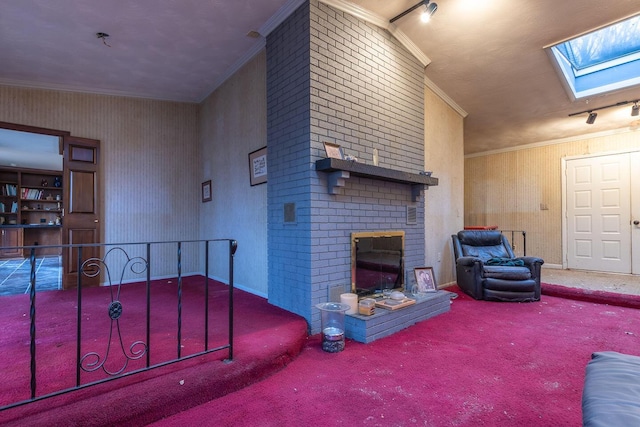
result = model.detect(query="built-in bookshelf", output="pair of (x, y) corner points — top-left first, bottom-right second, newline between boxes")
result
(0, 170), (18, 220)
(0, 167), (63, 258)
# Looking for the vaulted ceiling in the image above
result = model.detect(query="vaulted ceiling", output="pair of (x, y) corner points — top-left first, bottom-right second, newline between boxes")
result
(0, 0), (639, 154)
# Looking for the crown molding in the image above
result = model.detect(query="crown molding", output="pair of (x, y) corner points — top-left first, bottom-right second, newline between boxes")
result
(203, 0), (306, 101)
(388, 24), (431, 68)
(0, 78), (197, 103)
(424, 76), (467, 118)
(319, 0), (388, 29)
(320, 0), (431, 68)
(200, 39), (266, 103)
(260, 0), (307, 36)
(464, 127), (639, 158)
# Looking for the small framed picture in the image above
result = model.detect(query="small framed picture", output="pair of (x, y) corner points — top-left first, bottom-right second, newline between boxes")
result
(414, 267), (437, 292)
(201, 180), (212, 203)
(323, 142), (344, 159)
(249, 146), (268, 186)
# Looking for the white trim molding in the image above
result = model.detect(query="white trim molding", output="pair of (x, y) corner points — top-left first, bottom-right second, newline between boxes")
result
(201, 39), (266, 102)
(388, 24), (431, 68)
(425, 76), (468, 118)
(320, 0), (388, 29)
(259, 0), (307, 37)
(320, 0), (431, 68)
(0, 77), (197, 103)
(465, 127), (640, 159)
(201, 0), (308, 101)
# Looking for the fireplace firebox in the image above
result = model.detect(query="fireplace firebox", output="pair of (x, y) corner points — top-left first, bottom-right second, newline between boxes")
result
(351, 231), (404, 297)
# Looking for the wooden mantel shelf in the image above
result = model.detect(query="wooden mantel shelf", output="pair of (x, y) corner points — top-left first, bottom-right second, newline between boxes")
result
(315, 158), (438, 201)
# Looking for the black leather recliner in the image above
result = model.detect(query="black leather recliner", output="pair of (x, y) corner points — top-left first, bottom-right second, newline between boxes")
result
(452, 230), (544, 302)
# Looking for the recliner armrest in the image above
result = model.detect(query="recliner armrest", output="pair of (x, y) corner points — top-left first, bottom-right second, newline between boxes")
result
(456, 256), (483, 267)
(517, 256), (544, 267)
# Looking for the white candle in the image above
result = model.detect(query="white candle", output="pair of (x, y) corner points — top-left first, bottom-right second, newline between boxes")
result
(340, 293), (358, 315)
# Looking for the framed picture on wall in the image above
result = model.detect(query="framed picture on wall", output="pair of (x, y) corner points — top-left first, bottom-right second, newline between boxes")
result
(414, 267), (437, 292)
(201, 180), (212, 203)
(323, 142), (344, 159)
(249, 146), (267, 186)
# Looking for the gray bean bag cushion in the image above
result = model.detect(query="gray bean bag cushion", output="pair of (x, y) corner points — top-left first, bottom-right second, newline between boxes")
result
(582, 351), (640, 426)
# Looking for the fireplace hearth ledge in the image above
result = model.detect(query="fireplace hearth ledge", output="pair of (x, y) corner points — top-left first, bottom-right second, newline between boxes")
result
(344, 291), (451, 343)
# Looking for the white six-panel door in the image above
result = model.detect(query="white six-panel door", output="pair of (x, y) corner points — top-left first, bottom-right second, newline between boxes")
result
(566, 153), (632, 273)
(631, 152), (640, 274)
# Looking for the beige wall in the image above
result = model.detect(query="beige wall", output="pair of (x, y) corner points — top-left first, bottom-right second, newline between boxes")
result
(424, 85), (465, 286)
(0, 85), (200, 277)
(199, 51), (268, 296)
(198, 50), (465, 296)
(0, 52), (464, 294)
(464, 130), (640, 267)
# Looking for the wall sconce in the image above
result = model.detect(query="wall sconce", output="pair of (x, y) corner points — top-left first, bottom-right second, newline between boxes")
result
(390, 0), (438, 24)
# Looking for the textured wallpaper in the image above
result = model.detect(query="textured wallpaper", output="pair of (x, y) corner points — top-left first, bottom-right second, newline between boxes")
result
(0, 85), (201, 277)
(465, 131), (640, 266)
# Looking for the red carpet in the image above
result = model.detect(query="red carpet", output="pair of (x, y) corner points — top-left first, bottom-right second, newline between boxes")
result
(1, 282), (639, 426)
(542, 282), (640, 309)
(149, 285), (640, 427)
(0, 278), (308, 426)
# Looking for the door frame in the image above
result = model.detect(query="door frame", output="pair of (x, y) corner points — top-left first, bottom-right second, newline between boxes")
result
(561, 149), (639, 273)
(0, 121), (102, 287)
(62, 135), (101, 289)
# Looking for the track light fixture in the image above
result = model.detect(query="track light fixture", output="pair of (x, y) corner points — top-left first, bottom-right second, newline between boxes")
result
(569, 98), (640, 124)
(421, 3), (438, 22)
(390, 0), (438, 24)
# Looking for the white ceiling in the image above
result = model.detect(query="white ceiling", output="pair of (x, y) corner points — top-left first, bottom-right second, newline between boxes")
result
(0, 0), (639, 154)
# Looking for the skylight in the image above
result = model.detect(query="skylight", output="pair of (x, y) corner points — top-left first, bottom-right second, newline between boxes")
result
(547, 14), (640, 99)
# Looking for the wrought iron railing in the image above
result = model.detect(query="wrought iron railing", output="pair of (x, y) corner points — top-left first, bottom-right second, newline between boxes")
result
(0, 238), (237, 410)
(499, 230), (526, 256)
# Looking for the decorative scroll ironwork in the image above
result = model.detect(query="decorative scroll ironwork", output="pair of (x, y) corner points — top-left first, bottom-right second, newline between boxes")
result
(1, 238), (235, 412)
(79, 247), (149, 376)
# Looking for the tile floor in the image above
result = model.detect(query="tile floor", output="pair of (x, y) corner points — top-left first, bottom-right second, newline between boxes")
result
(0, 256), (61, 296)
(543, 267), (640, 296)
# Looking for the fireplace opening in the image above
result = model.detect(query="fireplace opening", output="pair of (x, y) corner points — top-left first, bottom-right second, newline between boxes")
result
(351, 231), (404, 298)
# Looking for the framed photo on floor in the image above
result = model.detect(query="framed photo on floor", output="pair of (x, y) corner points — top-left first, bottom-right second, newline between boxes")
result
(248, 146), (267, 186)
(414, 267), (437, 292)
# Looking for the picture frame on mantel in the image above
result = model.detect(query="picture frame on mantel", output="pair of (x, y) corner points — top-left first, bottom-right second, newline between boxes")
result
(414, 267), (437, 292)
(201, 180), (212, 203)
(249, 146), (267, 186)
(323, 142), (344, 160)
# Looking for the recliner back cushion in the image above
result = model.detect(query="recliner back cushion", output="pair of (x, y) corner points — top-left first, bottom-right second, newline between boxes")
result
(457, 230), (503, 246)
(460, 244), (510, 262)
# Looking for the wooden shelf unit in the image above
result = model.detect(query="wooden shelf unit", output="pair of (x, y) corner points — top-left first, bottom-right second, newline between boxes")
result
(0, 166), (63, 258)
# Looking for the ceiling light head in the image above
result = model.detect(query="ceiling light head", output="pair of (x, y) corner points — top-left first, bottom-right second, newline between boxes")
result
(421, 3), (438, 22)
(632, 102), (639, 117)
(390, 0), (438, 24)
(586, 112), (597, 124)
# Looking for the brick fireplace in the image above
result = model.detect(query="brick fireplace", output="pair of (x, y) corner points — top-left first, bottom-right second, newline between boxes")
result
(266, 0), (438, 334)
